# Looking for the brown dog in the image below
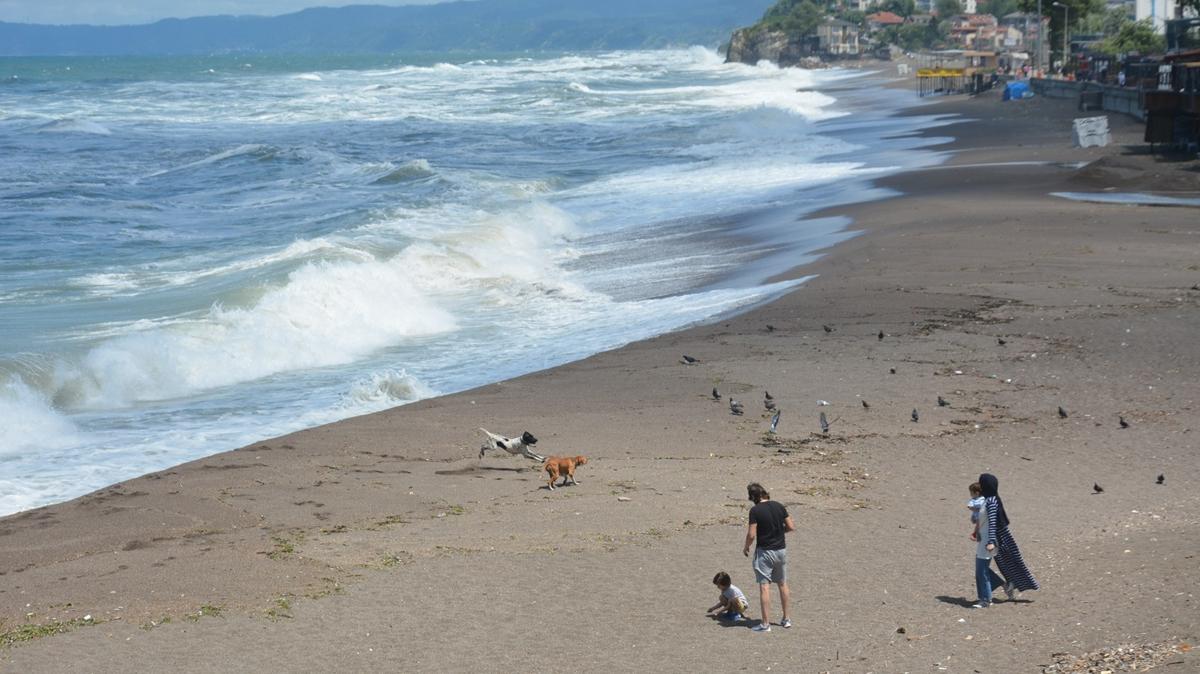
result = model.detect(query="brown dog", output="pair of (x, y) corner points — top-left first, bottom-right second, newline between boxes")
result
(543, 455), (587, 490)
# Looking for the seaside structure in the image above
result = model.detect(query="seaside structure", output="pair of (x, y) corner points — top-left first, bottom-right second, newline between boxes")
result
(816, 18), (862, 55)
(1136, 0), (1178, 33)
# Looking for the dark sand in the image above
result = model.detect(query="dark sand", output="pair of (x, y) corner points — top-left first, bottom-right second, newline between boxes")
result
(2, 85), (1199, 672)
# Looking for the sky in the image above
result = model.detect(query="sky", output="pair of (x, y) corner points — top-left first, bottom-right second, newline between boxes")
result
(0, 1), (448, 26)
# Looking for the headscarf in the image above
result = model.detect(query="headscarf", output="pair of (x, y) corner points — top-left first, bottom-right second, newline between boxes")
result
(978, 472), (1010, 528)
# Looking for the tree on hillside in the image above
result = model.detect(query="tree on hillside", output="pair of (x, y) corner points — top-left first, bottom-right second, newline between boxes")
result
(879, 0), (917, 17)
(982, 0), (1019, 18)
(935, 0), (964, 17)
(1017, 0), (1104, 62)
(1099, 18), (1165, 54)
(761, 0), (826, 36)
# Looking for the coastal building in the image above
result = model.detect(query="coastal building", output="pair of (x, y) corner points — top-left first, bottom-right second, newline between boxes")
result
(1136, 0), (1177, 33)
(817, 18), (862, 55)
(1001, 12), (1049, 68)
(866, 11), (906, 33)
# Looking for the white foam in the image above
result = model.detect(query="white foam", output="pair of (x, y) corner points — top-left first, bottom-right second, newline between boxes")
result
(0, 377), (78, 456)
(1052, 191), (1200, 207)
(295, 73), (323, 81)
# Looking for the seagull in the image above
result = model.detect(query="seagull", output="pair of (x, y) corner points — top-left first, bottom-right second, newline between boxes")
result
(1119, 416), (1129, 429)
(766, 324), (776, 332)
(997, 337), (1007, 346)
(878, 330), (885, 341)
(764, 398), (777, 411)
(769, 410), (781, 434)
(819, 411), (830, 434)
(889, 367), (896, 375)
(1156, 473), (1164, 485)
(729, 399), (744, 416)
(712, 387), (721, 401)
(1093, 482), (1104, 494)
(822, 324), (833, 333)
(861, 399), (870, 409)
(911, 408), (919, 422)
(937, 395), (949, 407)
(680, 354), (699, 365)
(1058, 406), (1069, 419)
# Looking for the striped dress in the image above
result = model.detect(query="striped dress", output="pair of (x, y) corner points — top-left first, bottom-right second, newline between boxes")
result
(985, 496), (1040, 592)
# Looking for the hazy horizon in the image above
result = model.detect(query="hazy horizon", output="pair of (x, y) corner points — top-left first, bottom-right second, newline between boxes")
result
(0, 0), (448, 27)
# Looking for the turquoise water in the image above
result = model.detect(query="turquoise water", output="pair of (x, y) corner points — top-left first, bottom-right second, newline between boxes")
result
(0, 49), (945, 514)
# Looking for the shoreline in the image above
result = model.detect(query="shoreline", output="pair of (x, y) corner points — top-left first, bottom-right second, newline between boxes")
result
(3, 86), (1199, 671)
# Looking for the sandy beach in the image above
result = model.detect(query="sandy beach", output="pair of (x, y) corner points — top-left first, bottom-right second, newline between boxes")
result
(3, 81), (1199, 672)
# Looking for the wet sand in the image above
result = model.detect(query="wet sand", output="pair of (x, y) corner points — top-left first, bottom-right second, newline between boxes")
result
(2, 85), (1199, 672)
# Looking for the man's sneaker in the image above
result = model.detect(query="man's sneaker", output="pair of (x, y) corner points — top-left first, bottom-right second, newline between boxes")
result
(751, 623), (771, 632)
(970, 602), (988, 609)
(780, 618), (793, 629)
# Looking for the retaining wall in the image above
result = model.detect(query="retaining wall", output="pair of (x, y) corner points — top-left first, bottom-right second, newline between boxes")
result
(1030, 78), (1145, 120)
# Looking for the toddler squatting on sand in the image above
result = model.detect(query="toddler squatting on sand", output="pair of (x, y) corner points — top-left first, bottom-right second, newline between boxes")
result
(707, 571), (749, 622)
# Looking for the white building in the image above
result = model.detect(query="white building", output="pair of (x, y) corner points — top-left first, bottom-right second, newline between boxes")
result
(1135, 0), (1176, 33)
(964, 0), (978, 13)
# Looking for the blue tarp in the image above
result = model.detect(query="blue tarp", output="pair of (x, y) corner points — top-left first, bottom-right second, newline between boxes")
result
(1002, 81), (1032, 101)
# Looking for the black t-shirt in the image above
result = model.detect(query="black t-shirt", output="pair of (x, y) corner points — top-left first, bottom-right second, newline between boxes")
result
(749, 500), (789, 551)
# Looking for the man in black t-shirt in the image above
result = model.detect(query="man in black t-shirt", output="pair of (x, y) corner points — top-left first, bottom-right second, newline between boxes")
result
(742, 482), (795, 632)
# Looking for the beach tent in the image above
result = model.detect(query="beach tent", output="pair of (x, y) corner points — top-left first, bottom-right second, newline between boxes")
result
(1002, 81), (1032, 101)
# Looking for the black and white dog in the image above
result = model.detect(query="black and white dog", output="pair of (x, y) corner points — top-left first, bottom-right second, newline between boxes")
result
(479, 428), (545, 462)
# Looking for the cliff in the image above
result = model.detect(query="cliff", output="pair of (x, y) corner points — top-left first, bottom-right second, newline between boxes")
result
(725, 27), (817, 67)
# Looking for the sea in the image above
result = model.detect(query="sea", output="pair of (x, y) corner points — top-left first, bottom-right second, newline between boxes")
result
(0, 48), (951, 516)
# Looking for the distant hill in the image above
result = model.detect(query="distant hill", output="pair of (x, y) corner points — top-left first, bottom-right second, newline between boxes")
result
(0, 0), (773, 55)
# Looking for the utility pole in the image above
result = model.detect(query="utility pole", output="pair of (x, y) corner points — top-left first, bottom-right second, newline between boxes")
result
(1036, 0), (1042, 74)
(1053, 1), (1069, 73)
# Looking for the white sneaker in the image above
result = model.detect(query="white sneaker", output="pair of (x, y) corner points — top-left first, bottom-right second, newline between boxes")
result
(751, 623), (771, 632)
(780, 618), (793, 629)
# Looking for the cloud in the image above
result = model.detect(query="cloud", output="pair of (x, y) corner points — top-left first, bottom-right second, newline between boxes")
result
(0, 0), (445, 26)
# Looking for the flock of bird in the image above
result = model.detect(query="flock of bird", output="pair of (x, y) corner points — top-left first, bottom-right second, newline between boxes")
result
(682, 322), (1165, 490)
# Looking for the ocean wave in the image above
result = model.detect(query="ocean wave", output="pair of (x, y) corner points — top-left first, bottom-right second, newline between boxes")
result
(36, 117), (113, 135)
(0, 377), (79, 455)
(295, 73), (323, 81)
(343, 368), (432, 407)
(372, 159), (437, 184)
(144, 143), (273, 178)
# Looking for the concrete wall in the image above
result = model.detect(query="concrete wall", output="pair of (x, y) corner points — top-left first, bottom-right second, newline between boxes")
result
(1030, 78), (1145, 121)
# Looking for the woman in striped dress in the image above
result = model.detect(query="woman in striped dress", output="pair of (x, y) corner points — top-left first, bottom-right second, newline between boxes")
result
(980, 473), (1039, 596)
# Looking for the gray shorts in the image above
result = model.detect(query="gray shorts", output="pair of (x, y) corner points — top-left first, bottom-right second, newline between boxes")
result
(752, 548), (787, 584)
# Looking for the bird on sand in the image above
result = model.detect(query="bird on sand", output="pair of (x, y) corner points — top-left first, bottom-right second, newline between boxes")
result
(937, 395), (950, 407)
(822, 324), (833, 333)
(680, 354), (699, 365)
(911, 408), (920, 422)
(712, 387), (721, 401)
(861, 399), (870, 409)
(1093, 483), (1104, 494)
(1058, 406), (1069, 419)
(766, 324), (776, 332)
(765, 398), (777, 411)
(889, 367), (896, 375)
(769, 410), (781, 434)
(1119, 416), (1129, 429)
(729, 399), (744, 416)
(765, 391), (774, 401)
(1156, 474), (1165, 485)
(997, 337), (1007, 346)
(878, 330), (885, 341)
(819, 411), (830, 434)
